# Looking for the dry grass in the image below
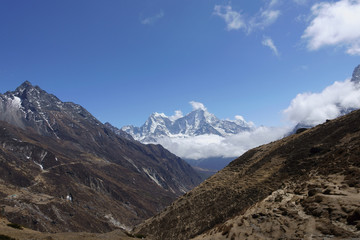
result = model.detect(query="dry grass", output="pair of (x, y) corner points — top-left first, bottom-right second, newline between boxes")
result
(0, 216), (134, 240)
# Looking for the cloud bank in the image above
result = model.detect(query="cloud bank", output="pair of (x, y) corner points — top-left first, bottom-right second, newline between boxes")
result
(283, 79), (360, 125)
(302, 0), (360, 55)
(157, 126), (290, 160)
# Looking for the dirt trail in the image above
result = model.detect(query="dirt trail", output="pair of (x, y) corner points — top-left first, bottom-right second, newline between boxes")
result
(193, 174), (360, 240)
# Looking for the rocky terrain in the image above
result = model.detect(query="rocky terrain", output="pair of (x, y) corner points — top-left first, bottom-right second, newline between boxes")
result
(134, 108), (360, 239)
(194, 174), (360, 240)
(0, 82), (201, 233)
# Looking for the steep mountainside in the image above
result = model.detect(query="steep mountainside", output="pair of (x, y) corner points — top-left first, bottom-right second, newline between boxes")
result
(134, 109), (360, 239)
(0, 81), (201, 233)
(194, 173), (360, 240)
(122, 109), (253, 143)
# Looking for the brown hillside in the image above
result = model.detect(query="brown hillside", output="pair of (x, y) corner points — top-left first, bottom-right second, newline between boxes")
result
(134, 109), (360, 239)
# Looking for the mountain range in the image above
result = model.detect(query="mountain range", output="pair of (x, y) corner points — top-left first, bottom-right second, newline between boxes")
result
(122, 106), (254, 143)
(0, 81), (201, 233)
(121, 103), (255, 173)
(1, 66), (360, 240)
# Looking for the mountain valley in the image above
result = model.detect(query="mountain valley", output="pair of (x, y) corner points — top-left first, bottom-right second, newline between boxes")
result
(0, 82), (201, 234)
(0, 68), (360, 240)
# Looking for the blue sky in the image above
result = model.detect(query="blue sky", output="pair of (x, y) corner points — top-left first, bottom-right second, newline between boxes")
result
(1, 0), (359, 128)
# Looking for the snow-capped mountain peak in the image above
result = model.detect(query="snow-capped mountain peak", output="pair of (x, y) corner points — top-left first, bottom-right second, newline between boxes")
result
(122, 103), (254, 143)
(0, 81), (101, 137)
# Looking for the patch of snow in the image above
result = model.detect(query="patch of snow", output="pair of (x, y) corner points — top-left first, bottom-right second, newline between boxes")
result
(142, 168), (163, 188)
(204, 111), (217, 124)
(104, 214), (131, 231)
(178, 184), (187, 194)
(39, 112), (60, 139)
(124, 156), (140, 172)
(168, 186), (176, 194)
(149, 121), (160, 134)
(39, 151), (48, 162)
(11, 96), (22, 108)
(33, 161), (44, 170)
(66, 194), (73, 202)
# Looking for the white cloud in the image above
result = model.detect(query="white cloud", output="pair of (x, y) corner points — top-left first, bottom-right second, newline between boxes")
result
(283, 79), (360, 125)
(141, 10), (164, 25)
(189, 101), (207, 111)
(261, 9), (281, 25)
(232, 115), (255, 128)
(213, 5), (246, 31)
(248, 1), (281, 32)
(251, 9), (281, 30)
(262, 37), (280, 55)
(234, 115), (245, 122)
(302, 0), (360, 55)
(213, 2), (281, 36)
(156, 126), (290, 160)
(169, 110), (183, 121)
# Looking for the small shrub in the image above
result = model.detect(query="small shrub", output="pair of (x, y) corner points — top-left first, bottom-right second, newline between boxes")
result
(296, 128), (308, 134)
(0, 235), (16, 240)
(134, 233), (146, 238)
(7, 222), (23, 230)
(347, 208), (360, 225)
(220, 224), (233, 236)
(309, 147), (322, 155)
